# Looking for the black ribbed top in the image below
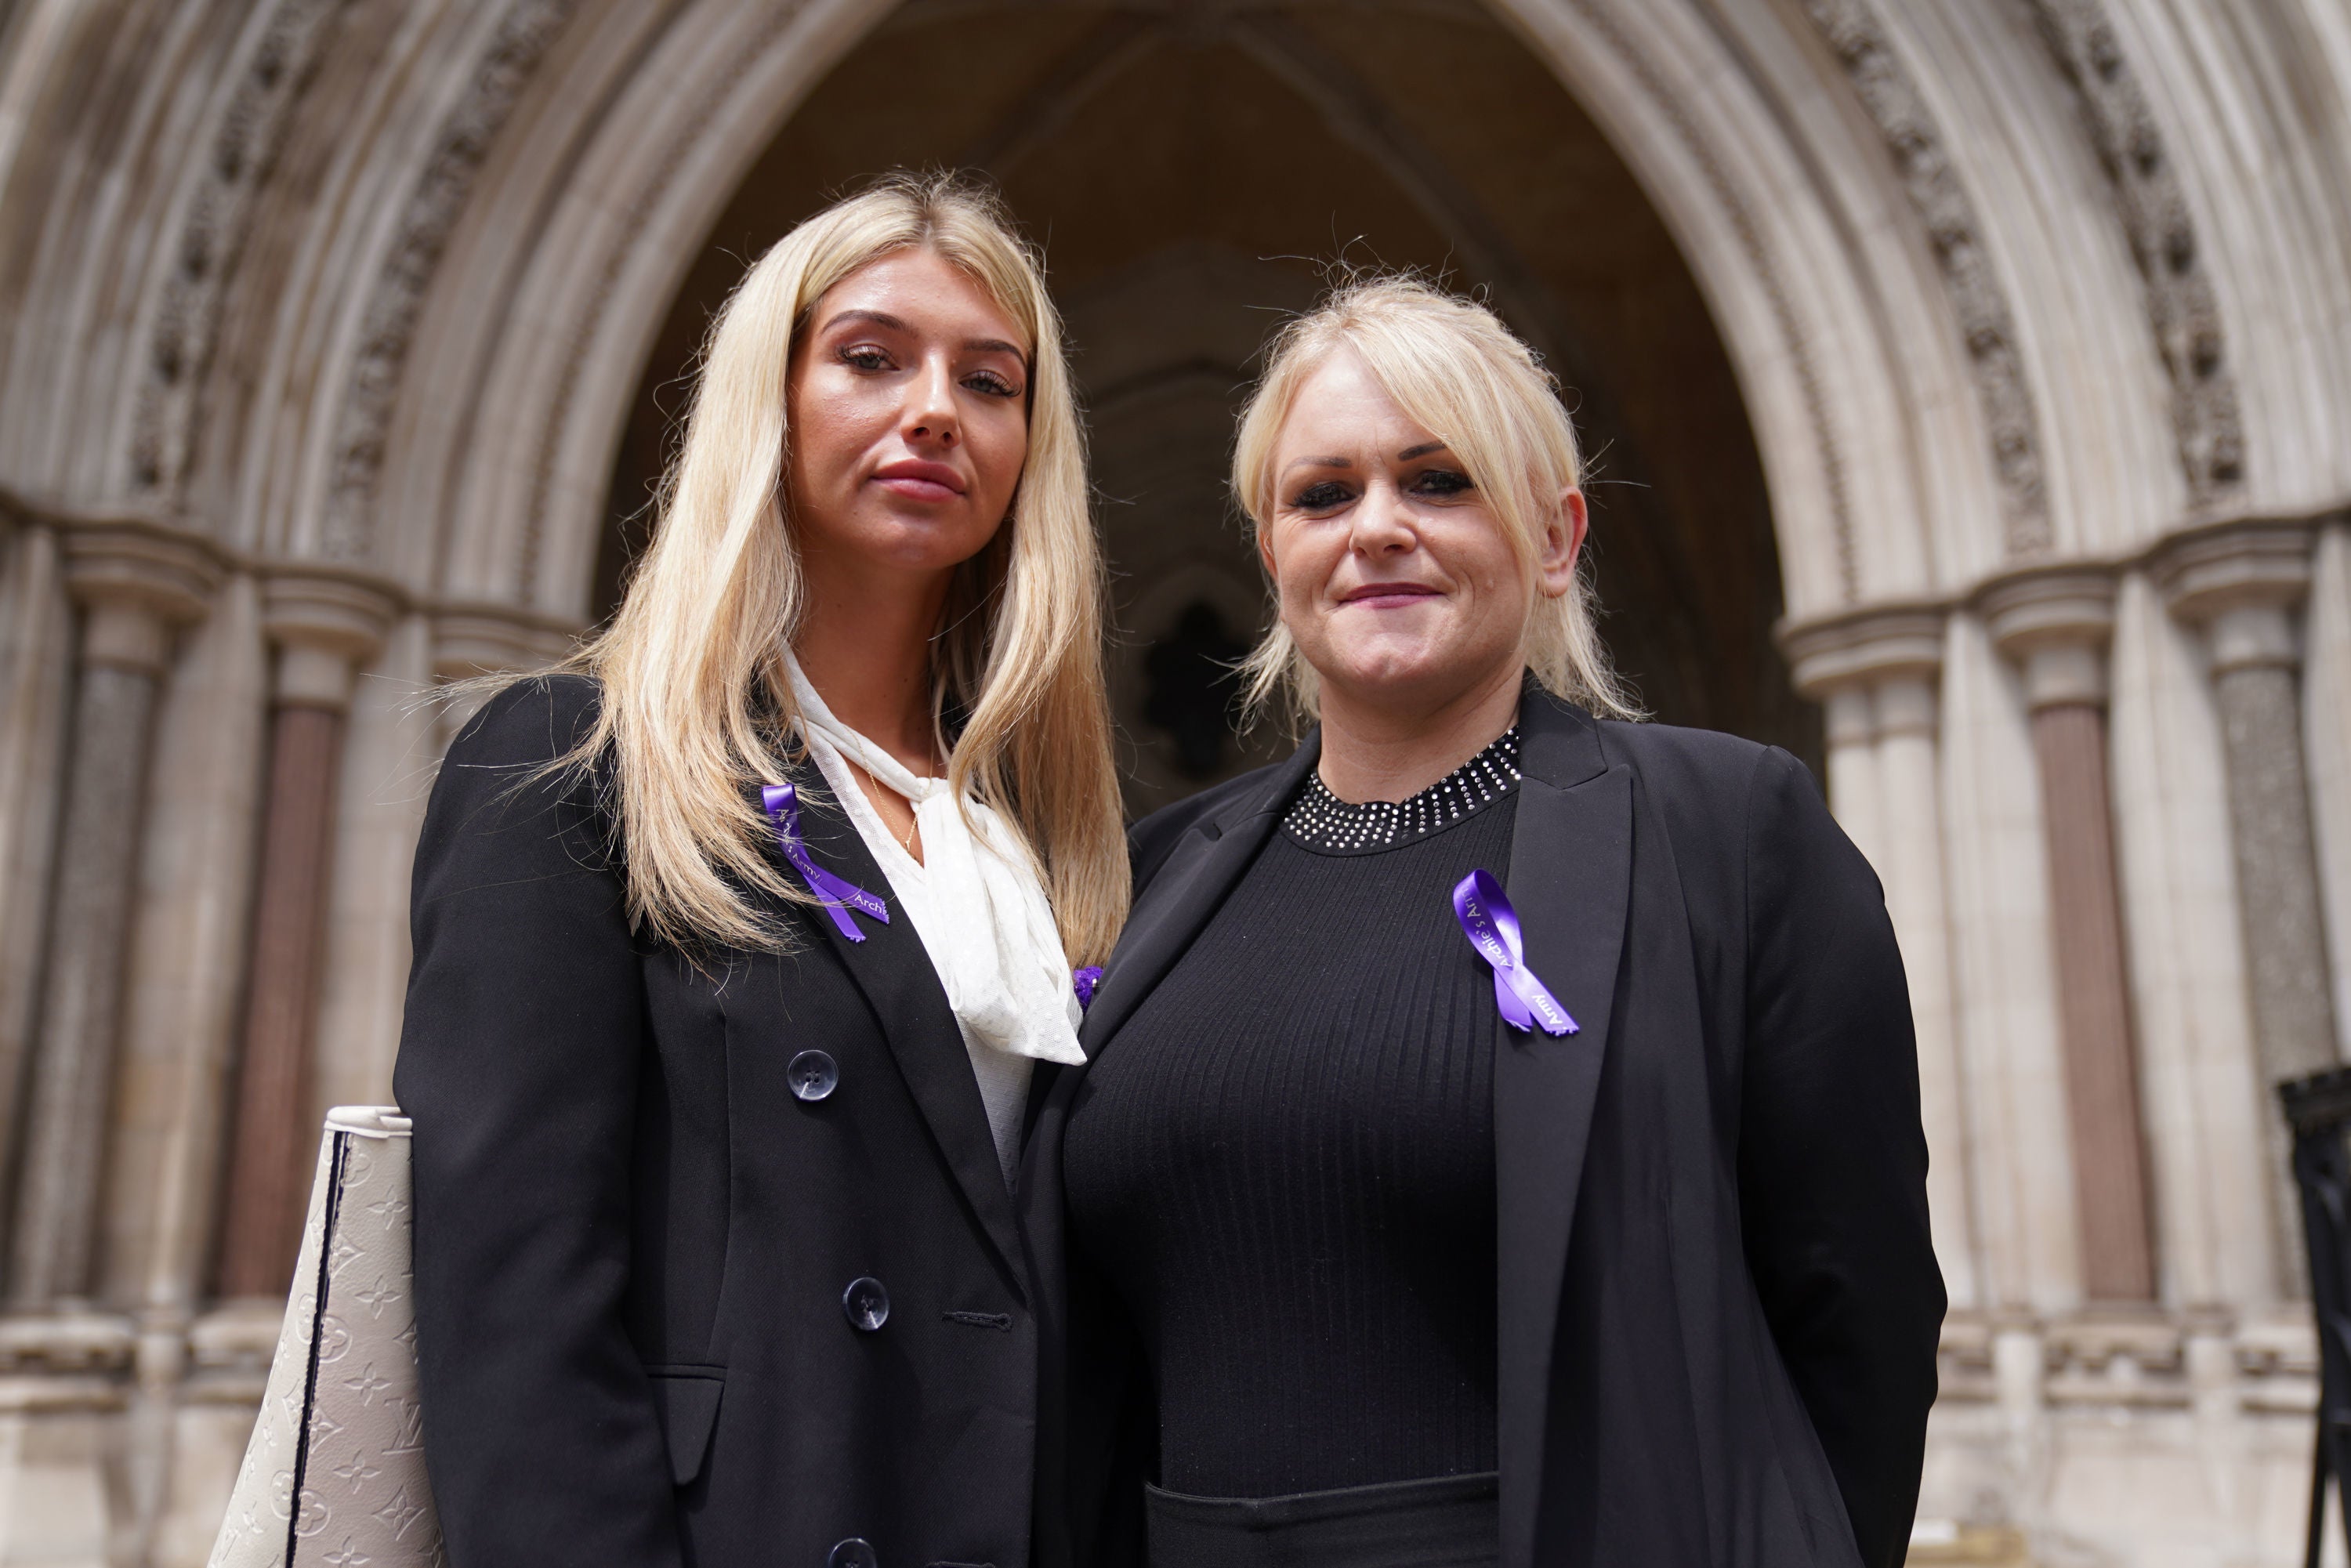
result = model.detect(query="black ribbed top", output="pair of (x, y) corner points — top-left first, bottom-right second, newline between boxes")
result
(1063, 746), (1520, 1499)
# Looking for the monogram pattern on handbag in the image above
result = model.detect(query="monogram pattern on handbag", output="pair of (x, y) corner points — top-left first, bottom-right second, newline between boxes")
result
(211, 1108), (446, 1568)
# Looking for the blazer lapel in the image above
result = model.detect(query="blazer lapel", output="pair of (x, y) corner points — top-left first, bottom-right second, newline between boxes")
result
(1495, 691), (1632, 1568)
(1076, 735), (1321, 1059)
(781, 776), (1031, 1296)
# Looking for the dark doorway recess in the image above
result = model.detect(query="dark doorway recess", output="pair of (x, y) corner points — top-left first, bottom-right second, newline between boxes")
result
(599, 0), (1820, 818)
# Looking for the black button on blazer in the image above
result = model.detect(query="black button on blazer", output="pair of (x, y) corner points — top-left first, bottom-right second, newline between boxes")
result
(397, 676), (1038, 1568)
(1022, 683), (1947, 1568)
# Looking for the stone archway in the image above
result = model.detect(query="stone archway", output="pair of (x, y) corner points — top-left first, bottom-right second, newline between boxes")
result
(2, 2), (2349, 1563)
(595, 0), (1809, 819)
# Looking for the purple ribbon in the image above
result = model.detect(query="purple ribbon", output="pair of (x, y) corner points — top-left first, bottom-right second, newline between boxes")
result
(1452, 868), (1577, 1037)
(761, 784), (889, 943)
(1072, 966), (1104, 1009)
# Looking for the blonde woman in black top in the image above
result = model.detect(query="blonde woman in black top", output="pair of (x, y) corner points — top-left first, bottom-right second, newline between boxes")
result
(1027, 277), (1943, 1568)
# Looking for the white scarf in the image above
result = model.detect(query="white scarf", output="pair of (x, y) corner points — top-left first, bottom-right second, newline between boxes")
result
(787, 655), (1086, 1069)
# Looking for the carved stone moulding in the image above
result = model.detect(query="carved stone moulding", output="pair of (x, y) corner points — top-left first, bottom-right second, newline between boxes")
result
(2041, 1311), (2186, 1410)
(59, 522), (226, 617)
(129, 0), (357, 499)
(2152, 516), (2323, 628)
(321, 0), (586, 565)
(1978, 565), (2120, 709)
(1777, 511), (2342, 704)
(1777, 603), (1948, 700)
(432, 604), (583, 684)
(263, 568), (404, 708)
(1797, 0), (2050, 556)
(0, 1319), (136, 1409)
(2024, 0), (2244, 502)
(1978, 566), (2118, 651)
(1933, 1313), (1999, 1403)
(2152, 513), (2335, 680)
(60, 520), (230, 675)
(2237, 1313), (2324, 1414)
(177, 1288), (286, 1407)
(1934, 1307), (2314, 1416)
(1552, 0), (1856, 599)
(0, 1311), (136, 1392)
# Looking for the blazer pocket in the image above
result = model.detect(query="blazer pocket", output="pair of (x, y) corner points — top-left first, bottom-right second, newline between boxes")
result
(644, 1365), (726, 1487)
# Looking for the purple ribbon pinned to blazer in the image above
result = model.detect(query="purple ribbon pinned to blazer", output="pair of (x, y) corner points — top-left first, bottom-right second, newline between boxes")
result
(1452, 868), (1578, 1037)
(1072, 966), (1104, 1010)
(761, 784), (889, 943)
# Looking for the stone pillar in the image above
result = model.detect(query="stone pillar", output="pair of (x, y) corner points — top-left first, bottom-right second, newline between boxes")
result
(1983, 569), (2155, 1303)
(84, 572), (270, 1568)
(2159, 524), (2339, 1078)
(215, 574), (394, 1299)
(2309, 522), (2351, 1056)
(430, 607), (579, 744)
(2156, 520), (2340, 1292)
(1784, 609), (1979, 1308)
(0, 516), (74, 1229)
(313, 614), (437, 1118)
(2106, 571), (2276, 1309)
(7, 524), (219, 1308)
(1820, 686), (1886, 870)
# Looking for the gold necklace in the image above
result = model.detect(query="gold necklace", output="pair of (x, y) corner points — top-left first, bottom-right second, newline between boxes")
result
(853, 756), (920, 856)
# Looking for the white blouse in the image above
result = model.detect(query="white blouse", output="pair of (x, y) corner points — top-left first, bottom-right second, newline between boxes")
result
(786, 656), (1084, 1187)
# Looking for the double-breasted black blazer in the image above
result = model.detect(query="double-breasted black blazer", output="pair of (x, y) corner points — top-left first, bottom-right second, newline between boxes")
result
(397, 675), (1041, 1568)
(1020, 685), (1945, 1568)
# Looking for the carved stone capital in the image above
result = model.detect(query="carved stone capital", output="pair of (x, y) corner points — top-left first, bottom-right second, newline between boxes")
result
(2153, 517), (2331, 676)
(1874, 676), (1939, 740)
(1980, 567), (2119, 709)
(1980, 566), (2117, 654)
(1822, 686), (1876, 749)
(263, 569), (404, 708)
(1777, 604), (1947, 700)
(61, 521), (224, 675)
(2152, 519), (2317, 625)
(60, 522), (221, 620)
(433, 604), (581, 683)
(0, 1311), (136, 1377)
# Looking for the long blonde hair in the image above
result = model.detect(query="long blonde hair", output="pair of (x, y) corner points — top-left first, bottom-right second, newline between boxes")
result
(1230, 275), (1640, 724)
(569, 172), (1128, 964)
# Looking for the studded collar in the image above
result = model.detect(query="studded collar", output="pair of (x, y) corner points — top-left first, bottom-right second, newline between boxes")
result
(1280, 726), (1524, 854)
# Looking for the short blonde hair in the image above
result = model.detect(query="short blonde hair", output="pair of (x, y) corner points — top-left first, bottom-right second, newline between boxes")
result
(1231, 275), (1639, 724)
(568, 172), (1128, 963)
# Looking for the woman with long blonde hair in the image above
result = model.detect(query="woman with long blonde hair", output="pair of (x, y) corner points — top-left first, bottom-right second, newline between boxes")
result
(1028, 277), (1941, 1568)
(396, 172), (1126, 1568)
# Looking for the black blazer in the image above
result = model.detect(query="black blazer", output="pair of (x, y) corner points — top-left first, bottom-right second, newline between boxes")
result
(396, 676), (1041, 1568)
(1022, 686), (1945, 1568)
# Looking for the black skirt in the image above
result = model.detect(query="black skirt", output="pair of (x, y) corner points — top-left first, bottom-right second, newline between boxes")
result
(1144, 1472), (1500, 1568)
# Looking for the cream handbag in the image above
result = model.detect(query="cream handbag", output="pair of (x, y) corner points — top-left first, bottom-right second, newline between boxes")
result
(209, 1106), (446, 1568)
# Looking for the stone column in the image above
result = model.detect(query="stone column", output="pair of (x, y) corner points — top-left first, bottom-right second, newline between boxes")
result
(7, 524), (219, 1308)
(1983, 568), (2155, 1303)
(312, 614), (437, 1118)
(2157, 523), (2339, 1077)
(430, 607), (580, 744)
(89, 572), (269, 1568)
(2310, 522), (2351, 1060)
(1819, 686), (1886, 869)
(1785, 609), (1978, 1309)
(215, 574), (395, 1299)
(2156, 520), (2340, 1292)
(0, 516), (74, 1229)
